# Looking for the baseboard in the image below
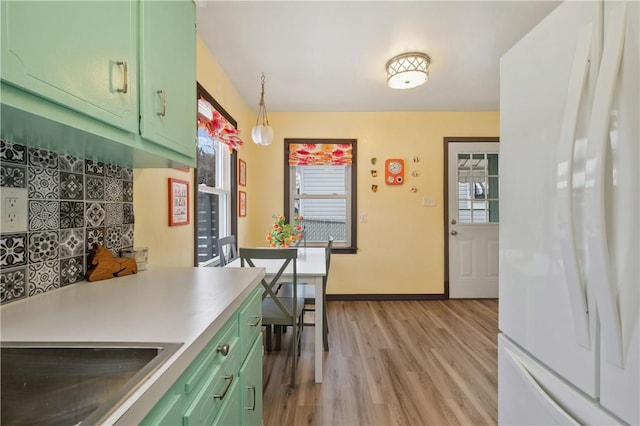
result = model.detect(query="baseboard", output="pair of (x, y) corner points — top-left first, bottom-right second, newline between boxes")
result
(326, 293), (448, 301)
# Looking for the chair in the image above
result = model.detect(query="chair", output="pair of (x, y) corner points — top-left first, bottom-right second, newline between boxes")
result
(239, 247), (305, 388)
(277, 237), (333, 351)
(217, 235), (238, 266)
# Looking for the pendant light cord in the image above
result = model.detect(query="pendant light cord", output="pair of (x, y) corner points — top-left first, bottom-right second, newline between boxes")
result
(256, 73), (270, 126)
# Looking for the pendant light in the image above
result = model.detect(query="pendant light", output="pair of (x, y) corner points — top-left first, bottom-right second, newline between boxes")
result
(251, 73), (274, 146)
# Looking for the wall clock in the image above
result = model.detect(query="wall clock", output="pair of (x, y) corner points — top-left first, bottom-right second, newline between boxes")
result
(385, 158), (405, 185)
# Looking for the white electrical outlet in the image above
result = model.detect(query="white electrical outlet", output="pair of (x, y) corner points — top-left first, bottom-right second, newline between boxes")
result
(1, 187), (28, 233)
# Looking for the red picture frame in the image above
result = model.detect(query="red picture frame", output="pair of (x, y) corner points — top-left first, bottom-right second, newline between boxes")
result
(239, 190), (247, 217)
(239, 158), (247, 186)
(168, 178), (190, 226)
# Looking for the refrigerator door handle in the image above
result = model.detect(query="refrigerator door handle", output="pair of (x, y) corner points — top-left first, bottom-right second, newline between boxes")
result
(556, 23), (593, 350)
(504, 346), (580, 425)
(585, 2), (627, 368)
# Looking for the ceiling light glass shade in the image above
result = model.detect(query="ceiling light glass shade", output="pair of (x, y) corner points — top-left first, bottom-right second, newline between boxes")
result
(252, 73), (273, 145)
(251, 124), (274, 146)
(386, 52), (431, 89)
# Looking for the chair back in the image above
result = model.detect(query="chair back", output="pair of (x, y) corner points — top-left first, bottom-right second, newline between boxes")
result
(217, 235), (238, 266)
(325, 236), (334, 277)
(239, 248), (299, 316)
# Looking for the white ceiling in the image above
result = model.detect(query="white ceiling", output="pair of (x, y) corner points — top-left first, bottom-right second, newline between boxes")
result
(196, 1), (561, 113)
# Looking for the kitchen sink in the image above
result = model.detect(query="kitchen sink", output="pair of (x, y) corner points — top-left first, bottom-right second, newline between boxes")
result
(0, 341), (182, 426)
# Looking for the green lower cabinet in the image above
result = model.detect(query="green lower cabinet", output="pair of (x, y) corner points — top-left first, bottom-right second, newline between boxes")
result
(239, 336), (263, 426)
(141, 288), (262, 425)
(212, 379), (241, 426)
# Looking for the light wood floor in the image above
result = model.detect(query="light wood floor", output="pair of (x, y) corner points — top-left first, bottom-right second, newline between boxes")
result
(262, 299), (499, 426)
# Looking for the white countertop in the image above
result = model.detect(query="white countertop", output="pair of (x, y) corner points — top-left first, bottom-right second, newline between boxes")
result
(0, 266), (265, 424)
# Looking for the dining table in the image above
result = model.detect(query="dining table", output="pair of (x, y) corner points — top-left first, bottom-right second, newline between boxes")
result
(224, 247), (326, 384)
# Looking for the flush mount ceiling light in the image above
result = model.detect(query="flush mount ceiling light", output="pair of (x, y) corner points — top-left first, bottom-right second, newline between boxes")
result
(251, 73), (274, 146)
(386, 52), (431, 89)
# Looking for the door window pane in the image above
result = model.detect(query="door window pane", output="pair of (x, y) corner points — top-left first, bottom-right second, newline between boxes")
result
(457, 152), (499, 224)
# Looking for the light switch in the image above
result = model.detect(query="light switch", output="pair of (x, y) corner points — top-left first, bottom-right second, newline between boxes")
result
(422, 197), (437, 207)
(1, 187), (28, 233)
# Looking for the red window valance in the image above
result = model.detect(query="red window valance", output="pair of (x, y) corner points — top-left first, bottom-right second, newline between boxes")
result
(197, 98), (244, 151)
(288, 143), (353, 166)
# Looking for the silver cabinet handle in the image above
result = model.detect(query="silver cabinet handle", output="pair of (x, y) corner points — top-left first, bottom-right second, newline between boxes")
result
(245, 385), (256, 411)
(450, 230), (458, 236)
(157, 89), (166, 116)
(216, 343), (230, 356)
(213, 374), (234, 400)
(116, 61), (128, 94)
(249, 315), (260, 327)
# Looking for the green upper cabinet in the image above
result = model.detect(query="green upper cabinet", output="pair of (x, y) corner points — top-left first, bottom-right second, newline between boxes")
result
(0, 0), (196, 168)
(139, 0), (196, 157)
(1, 0), (138, 133)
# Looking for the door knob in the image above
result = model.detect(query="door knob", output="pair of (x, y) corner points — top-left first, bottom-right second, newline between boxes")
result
(450, 230), (458, 236)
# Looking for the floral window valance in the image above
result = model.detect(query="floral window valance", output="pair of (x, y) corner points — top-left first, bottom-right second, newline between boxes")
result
(197, 98), (244, 151)
(288, 143), (353, 166)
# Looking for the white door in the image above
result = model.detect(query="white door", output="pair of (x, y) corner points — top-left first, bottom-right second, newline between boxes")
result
(448, 142), (499, 298)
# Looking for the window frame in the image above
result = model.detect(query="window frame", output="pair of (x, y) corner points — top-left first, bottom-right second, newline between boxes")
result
(283, 138), (357, 254)
(194, 82), (238, 266)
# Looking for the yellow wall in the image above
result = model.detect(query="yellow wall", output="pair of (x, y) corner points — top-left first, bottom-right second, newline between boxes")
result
(134, 36), (499, 295)
(248, 112), (499, 294)
(133, 168), (194, 267)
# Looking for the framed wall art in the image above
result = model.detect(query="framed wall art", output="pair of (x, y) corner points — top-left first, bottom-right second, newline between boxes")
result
(168, 178), (190, 226)
(239, 190), (247, 217)
(239, 158), (247, 186)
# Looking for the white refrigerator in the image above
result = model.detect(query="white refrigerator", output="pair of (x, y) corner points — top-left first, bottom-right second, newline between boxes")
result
(499, 0), (639, 425)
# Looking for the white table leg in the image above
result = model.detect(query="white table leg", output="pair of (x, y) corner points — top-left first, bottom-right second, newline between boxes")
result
(314, 275), (323, 383)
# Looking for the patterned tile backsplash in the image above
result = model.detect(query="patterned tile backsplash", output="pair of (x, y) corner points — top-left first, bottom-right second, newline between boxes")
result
(0, 140), (135, 304)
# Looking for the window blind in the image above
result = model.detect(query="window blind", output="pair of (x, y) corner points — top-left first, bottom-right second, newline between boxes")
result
(288, 143), (353, 166)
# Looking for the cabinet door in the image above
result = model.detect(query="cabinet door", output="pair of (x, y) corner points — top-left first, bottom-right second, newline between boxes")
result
(239, 287), (263, 359)
(1, 1), (138, 133)
(240, 336), (263, 426)
(139, 0), (196, 159)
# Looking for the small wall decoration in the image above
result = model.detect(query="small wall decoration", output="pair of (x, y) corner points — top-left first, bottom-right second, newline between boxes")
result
(168, 178), (190, 226)
(411, 170), (420, 177)
(371, 184), (378, 193)
(385, 158), (405, 185)
(371, 157), (377, 165)
(239, 190), (247, 217)
(413, 156), (421, 163)
(239, 158), (247, 187)
(371, 169), (378, 177)
(410, 186), (418, 193)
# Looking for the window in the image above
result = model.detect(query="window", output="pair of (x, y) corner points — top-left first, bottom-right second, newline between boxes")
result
(284, 139), (357, 253)
(456, 152), (499, 224)
(195, 83), (238, 266)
